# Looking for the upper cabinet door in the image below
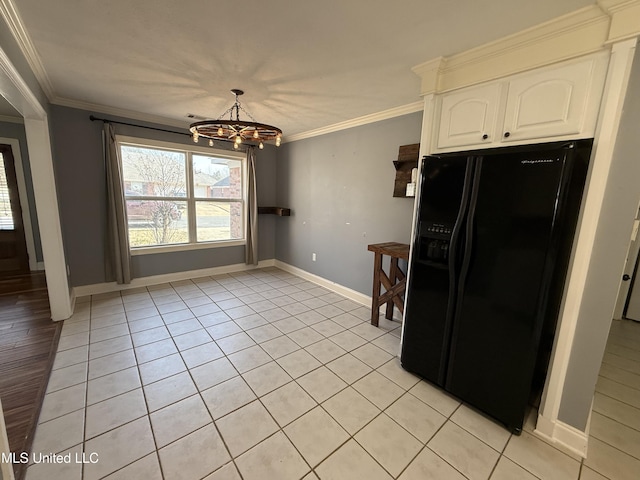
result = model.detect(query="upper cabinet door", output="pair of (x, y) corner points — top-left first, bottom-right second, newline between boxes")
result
(501, 60), (598, 143)
(436, 83), (502, 149)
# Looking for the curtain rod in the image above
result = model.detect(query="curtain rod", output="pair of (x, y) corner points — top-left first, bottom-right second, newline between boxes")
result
(88, 114), (242, 148)
(89, 114), (191, 137)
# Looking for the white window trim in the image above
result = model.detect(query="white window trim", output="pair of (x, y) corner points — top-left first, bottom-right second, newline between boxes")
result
(116, 135), (247, 255)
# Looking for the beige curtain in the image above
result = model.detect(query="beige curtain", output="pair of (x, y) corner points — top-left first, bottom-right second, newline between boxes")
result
(104, 123), (132, 283)
(245, 146), (259, 265)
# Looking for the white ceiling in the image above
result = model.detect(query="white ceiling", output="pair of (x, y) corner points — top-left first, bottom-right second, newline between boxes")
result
(7, 0), (595, 137)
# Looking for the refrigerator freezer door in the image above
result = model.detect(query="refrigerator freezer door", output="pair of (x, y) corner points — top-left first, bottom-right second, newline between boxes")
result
(401, 156), (472, 385)
(446, 147), (571, 432)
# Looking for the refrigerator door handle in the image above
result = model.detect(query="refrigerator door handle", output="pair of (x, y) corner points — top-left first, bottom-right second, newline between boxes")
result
(447, 158), (476, 300)
(446, 156), (483, 387)
(438, 156), (476, 383)
(458, 157), (483, 290)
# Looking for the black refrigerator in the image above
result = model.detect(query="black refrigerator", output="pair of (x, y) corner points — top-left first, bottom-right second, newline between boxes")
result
(400, 139), (592, 433)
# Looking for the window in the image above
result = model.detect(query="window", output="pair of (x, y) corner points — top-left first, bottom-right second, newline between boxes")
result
(118, 137), (245, 251)
(0, 151), (14, 230)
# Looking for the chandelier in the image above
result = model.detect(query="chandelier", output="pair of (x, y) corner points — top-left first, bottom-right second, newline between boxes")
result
(189, 89), (282, 150)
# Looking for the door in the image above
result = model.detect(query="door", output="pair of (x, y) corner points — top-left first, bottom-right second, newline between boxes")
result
(0, 144), (30, 274)
(401, 155), (472, 385)
(501, 60), (595, 143)
(624, 252), (640, 321)
(446, 146), (571, 432)
(614, 210), (640, 320)
(436, 83), (502, 149)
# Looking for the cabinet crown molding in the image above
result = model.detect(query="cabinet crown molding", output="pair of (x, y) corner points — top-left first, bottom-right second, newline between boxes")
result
(413, 2), (640, 95)
(411, 57), (448, 96)
(598, 0), (640, 43)
(597, 0), (639, 12)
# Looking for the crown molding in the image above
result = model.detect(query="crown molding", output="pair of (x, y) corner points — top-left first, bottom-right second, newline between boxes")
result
(284, 101), (424, 143)
(0, 44), (46, 119)
(598, 0), (640, 43)
(413, 5), (616, 95)
(53, 95), (425, 143)
(0, 114), (22, 124)
(598, 0), (639, 10)
(51, 96), (191, 130)
(0, 0), (55, 100)
(411, 57), (447, 96)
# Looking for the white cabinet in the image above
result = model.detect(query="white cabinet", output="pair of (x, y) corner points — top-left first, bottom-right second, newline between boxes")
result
(501, 60), (600, 143)
(436, 83), (503, 149)
(433, 54), (608, 151)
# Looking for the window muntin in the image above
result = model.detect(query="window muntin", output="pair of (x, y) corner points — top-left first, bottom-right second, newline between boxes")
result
(119, 139), (245, 250)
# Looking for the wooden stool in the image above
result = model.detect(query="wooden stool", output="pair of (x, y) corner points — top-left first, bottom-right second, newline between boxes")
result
(368, 242), (410, 326)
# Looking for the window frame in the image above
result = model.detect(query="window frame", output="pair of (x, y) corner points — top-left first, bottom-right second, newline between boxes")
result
(116, 135), (247, 255)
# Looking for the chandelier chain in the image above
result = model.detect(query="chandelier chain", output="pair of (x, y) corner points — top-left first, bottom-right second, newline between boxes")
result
(189, 89), (282, 149)
(217, 96), (258, 123)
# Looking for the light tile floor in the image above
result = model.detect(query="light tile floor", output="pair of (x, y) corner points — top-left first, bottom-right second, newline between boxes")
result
(583, 318), (640, 480)
(21, 267), (639, 479)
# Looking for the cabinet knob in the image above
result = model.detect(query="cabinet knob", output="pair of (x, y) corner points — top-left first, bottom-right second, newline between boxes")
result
(623, 274), (631, 281)
(482, 134), (489, 140)
(504, 131), (511, 138)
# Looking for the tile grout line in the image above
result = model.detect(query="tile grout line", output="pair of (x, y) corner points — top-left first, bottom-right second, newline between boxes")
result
(123, 288), (166, 480)
(38, 271), (372, 478)
(174, 280), (249, 480)
(197, 271), (354, 478)
(201, 273), (326, 478)
(35, 267), (583, 480)
(80, 295), (94, 480)
(392, 399), (468, 479)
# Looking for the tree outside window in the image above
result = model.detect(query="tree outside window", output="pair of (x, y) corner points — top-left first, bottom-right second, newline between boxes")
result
(119, 141), (244, 249)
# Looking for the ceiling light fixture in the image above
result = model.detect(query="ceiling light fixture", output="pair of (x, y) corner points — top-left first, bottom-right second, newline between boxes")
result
(189, 89), (282, 150)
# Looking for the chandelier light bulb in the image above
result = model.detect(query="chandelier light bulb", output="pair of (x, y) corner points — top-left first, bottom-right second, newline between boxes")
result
(189, 90), (282, 148)
(233, 142), (239, 150)
(259, 141), (264, 149)
(209, 139), (214, 147)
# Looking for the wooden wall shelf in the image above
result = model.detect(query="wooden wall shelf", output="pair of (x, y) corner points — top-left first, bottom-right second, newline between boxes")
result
(393, 143), (419, 198)
(258, 206), (291, 216)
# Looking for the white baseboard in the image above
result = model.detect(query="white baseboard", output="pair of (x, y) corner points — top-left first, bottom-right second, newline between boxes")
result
(72, 259), (276, 298)
(70, 258), (404, 323)
(274, 261), (405, 321)
(534, 413), (589, 458)
(29, 260), (45, 271)
(274, 260), (371, 307)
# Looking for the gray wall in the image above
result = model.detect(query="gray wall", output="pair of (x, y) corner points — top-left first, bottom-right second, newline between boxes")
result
(49, 105), (276, 287)
(48, 103), (417, 291)
(275, 112), (422, 295)
(0, 120), (43, 262)
(558, 47), (640, 430)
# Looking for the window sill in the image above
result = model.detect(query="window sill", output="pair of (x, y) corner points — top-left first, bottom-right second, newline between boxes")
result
(130, 240), (245, 256)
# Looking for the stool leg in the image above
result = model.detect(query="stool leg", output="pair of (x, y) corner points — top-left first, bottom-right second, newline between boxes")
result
(386, 257), (398, 320)
(370, 252), (382, 326)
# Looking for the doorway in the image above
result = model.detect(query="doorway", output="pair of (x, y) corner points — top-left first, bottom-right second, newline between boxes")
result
(0, 49), (72, 320)
(614, 206), (640, 322)
(0, 143), (29, 274)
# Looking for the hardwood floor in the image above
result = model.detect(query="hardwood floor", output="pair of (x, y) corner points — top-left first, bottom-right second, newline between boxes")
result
(0, 272), (60, 480)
